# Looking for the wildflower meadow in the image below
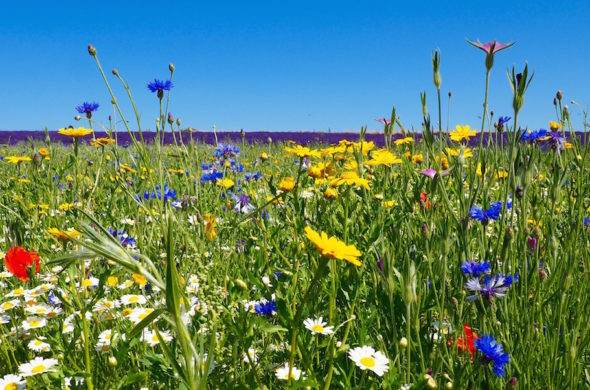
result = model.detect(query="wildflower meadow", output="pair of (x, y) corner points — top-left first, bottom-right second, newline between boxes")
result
(0, 41), (589, 390)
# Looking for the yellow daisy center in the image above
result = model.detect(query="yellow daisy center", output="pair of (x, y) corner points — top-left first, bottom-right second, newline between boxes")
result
(360, 356), (376, 368)
(2, 302), (14, 310)
(128, 296), (139, 303)
(312, 324), (324, 333)
(32, 364), (47, 374)
(5, 383), (18, 390)
(34, 340), (43, 346)
(82, 279), (93, 287)
(29, 320), (41, 327)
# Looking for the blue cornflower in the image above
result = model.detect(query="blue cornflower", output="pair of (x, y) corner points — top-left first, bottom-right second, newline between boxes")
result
(245, 172), (262, 182)
(470, 200), (510, 224)
(254, 300), (276, 317)
(155, 183), (177, 202)
(108, 228), (137, 248)
(47, 291), (61, 306)
(461, 260), (491, 276)
(466, 274), (516, 302)
(231, 193), (255, 214)
(521, 128), (547, 143)
(214, 143), (240, 158)
(200, 171), (223, 183)
(76, 101), (99, 118)
(584, 218), (590, 227)
(496, 116), (511, 131)
(474, 334), (510, 377)
(147, 79), (173, 96)
(541, 131), (566, 153)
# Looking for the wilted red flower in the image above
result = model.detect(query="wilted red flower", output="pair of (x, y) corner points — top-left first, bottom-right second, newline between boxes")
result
(4, 246), (40, 281)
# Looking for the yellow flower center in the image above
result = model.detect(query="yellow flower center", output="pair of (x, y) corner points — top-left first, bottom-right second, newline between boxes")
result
(128, 296), (139, 303)
(29, 320), (41, 327)
(82, 279), (93, 287)
(311, 324), (324, 333)
(14, 288), (24, 295)
(34, 340), (43, 346)
(32, 364), (47, 374)
(36, 308), (46, 314)
(105, 333), (112, 340)
(2, 302), (14, 310)
(360, 356), (376, 368)
(5, 383), (18, 390)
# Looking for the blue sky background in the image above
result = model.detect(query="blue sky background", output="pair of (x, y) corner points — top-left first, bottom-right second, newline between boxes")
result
(1, 1), (589, 132)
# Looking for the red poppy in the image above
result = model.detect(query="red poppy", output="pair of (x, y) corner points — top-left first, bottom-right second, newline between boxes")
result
(420, 192), (431, 210)
(4, 246), (40, 281)
(456, 324), (478, 357)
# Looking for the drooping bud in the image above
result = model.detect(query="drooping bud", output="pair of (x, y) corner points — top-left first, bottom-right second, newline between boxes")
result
(112, 69), (119, 76)
(88, 44), (97, 56)
(556, 90), (563, 101)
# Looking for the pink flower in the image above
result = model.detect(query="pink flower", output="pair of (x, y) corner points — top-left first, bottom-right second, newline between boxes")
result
(467, 40), (514, 54)
(420, 168), (450, 180)
(376, 118), (392, 125)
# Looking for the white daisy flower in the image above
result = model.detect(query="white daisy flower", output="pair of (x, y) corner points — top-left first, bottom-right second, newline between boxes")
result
(120, 294), (147, 305)
(118, 280), (134, 290)
(25, 304), (53, 316)
(28, 338), (51, 352)
(7, 287), (27, 298)
(0, 374), (26, 389)
(0, 271), (12, 278)
(141, 329), (173, 347)
(0, 299), (21, 312)
(275, 363), (304, 381)
(262, 276), (272, 288)
(128, 307), (155, 324)
(303, 317), (334, 335)
(18, 357), (58, 377)
(242, 348), (258, 364)
(79, 277), (100, 289)
(21, 317), (47, 331)
(348, 346), (389, 376)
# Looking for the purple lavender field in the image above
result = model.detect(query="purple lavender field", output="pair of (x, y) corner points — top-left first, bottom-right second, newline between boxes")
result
(0, 130), (587, 147)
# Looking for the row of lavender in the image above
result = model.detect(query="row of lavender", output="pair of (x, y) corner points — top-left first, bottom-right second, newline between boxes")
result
(0, 130), (587, 147)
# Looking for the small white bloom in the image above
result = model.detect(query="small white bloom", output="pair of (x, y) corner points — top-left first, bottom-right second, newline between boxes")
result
(275, 363), (304, 381)
(303, 317), (334, 335)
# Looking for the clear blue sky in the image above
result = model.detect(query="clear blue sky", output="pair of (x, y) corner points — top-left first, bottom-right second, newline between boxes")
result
(1, 1), (589, 132)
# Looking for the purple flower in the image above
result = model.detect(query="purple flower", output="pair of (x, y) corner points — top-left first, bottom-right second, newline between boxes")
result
(466, 274), (515, 301)
(420, 168), (437, 179)
(231, 193), (255, 214)
(377, 257), (384, 273)
(376, 118), (392, 125)
(541, 132), (566, 153)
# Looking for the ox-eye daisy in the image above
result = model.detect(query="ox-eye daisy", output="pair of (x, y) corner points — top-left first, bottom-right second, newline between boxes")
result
(304, 317), (334, 335)
(19, 357), (58, 377)
(348, 346), (390, 376)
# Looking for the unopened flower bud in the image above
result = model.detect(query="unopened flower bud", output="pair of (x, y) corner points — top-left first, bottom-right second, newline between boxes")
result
(399, 337), (408, 348)
(176, 117), (181, 127)
(112, 69), (119, 76)
(507, 377), (518, 388)
(527, 236), (537, 253)
(235, 279), (248, 290)
(427, 377), (437, 389)
(169, 63), (175, 73)
(168, 113), (174, 125)
(448, 90), (452, 97)
(74, 115), (81, 121)
(554, 97), (558, 106)
(108, 356), (118, 367)
(539, 269), (547, 281)
(445, 382), (453, 389)
(88, 44), (97, 56)
(111, 98), (116, 105)
(556, 90), (563, 101)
